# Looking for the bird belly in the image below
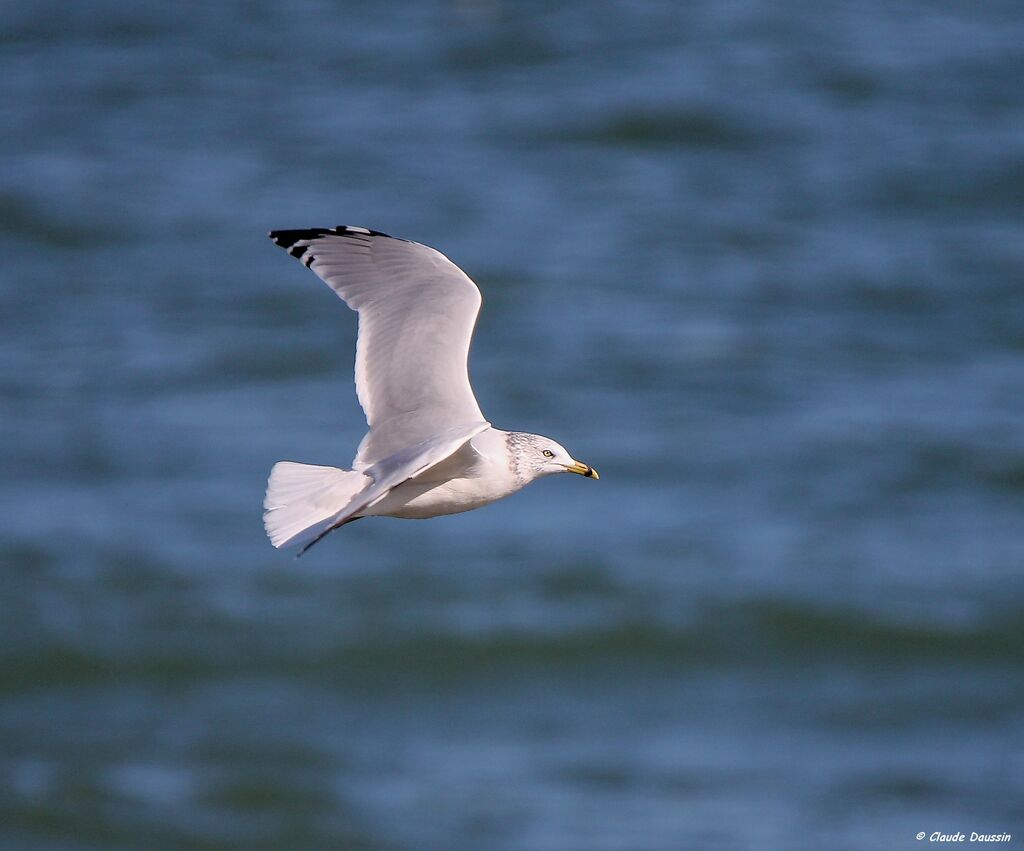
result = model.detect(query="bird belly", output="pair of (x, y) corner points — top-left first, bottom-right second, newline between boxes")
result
(363, 475), (512, 520)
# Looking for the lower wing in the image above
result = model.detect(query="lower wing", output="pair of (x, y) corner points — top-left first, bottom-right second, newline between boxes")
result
(293, 420), (490, 555)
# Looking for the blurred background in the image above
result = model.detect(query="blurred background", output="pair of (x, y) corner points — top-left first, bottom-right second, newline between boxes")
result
(2, 1), (1023, 849)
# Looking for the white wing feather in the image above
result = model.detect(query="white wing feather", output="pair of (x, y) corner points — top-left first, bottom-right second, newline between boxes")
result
(269, 226), (487, 468)
(290, 421), (490, 555)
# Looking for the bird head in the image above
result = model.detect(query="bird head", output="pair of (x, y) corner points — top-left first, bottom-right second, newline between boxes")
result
(512, 433), (599, 481)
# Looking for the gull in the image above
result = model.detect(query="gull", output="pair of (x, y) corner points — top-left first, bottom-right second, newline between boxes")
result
(263, 226), (599, 555)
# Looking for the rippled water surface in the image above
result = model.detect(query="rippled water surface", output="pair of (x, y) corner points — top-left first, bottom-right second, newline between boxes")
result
(2, 2), (1023, 849)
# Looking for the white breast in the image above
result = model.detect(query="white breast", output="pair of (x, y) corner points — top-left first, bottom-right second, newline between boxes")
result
(361, 428), (521, 520)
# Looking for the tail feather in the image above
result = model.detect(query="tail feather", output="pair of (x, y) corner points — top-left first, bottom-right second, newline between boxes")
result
(263, 461), (371, 551)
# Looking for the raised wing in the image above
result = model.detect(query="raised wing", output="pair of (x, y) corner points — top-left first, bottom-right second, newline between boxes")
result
(269, 226), (487, 467)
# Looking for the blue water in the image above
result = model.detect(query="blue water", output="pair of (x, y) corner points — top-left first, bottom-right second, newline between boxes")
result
(2, 2), (1023, 849)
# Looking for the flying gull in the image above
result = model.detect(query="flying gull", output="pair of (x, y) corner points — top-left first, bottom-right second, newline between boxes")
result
(263, 226), (599, 555)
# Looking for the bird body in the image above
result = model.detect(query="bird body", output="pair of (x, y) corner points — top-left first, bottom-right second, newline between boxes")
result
(263, 226), (597, 555)
(361, 428), (522, 520)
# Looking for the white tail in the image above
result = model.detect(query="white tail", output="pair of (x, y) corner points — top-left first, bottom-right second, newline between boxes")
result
(263, 462), (372, 550)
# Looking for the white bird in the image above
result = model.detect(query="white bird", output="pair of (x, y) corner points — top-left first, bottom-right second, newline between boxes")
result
(263, 226), (599, 555)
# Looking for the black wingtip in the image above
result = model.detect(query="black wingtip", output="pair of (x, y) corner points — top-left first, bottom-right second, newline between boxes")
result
(269, 225), (396, 246)
(268, 227), (332, 250)
(268, 226), (405, 266)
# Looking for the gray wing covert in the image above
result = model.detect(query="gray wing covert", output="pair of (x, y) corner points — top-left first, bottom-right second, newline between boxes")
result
(269, 226), (488, 467)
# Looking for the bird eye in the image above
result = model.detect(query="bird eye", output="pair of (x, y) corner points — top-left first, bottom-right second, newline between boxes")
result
(542, 449), (555, 458)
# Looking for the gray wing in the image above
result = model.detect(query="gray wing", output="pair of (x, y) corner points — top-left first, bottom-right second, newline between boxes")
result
(292, 421), (490, 555)
(269, 226), (487, 468)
